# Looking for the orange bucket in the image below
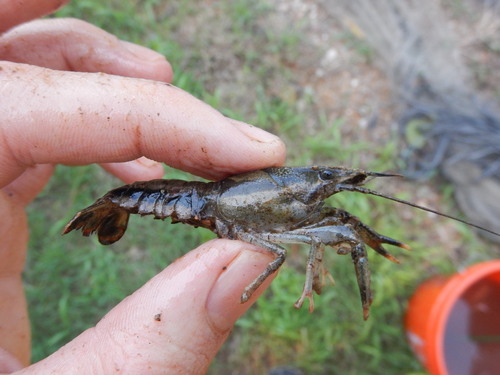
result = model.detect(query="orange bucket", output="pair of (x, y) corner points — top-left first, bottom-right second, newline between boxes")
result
(404, 260), (500, 375)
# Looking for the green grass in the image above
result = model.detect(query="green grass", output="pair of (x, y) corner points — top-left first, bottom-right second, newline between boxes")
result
(23, 1), (497, 374)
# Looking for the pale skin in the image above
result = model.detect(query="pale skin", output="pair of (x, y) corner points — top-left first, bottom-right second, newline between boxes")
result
(0, 1), (286, 373)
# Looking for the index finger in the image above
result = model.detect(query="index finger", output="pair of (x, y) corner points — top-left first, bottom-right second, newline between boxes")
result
(0, 62), (286, 187)
(0, 0), (70, 33)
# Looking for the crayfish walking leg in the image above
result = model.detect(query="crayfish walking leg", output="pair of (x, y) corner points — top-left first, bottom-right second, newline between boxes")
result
(236, 232), (287, 303)
(293, 238), (323, 313)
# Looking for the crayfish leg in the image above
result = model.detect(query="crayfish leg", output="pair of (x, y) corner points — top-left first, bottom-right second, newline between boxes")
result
(364, 233), (410, 264)
(294, 239), (323, 313)
(294, 291), (315, 313)
(237, 232), (287, 303)
(312, 243), (336, 295)
(306, 207), (410, 263)
(349, 219), (410, 264)
(351, 244), (372, 320)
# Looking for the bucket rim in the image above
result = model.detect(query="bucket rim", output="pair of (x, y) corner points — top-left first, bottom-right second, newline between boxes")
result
(427, 259), (500, 375)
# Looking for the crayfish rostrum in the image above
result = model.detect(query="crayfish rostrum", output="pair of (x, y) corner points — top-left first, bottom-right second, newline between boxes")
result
(63, 166), (498, 319)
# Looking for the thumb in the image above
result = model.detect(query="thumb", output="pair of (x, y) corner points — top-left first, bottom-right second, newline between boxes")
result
(19, 240), (276, 375)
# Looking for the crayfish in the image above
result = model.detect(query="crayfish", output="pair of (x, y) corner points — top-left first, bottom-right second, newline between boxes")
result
(63, 166), (499, 319)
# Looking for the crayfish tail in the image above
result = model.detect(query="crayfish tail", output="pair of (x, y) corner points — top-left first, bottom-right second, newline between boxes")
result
(62, 200), (130, 245)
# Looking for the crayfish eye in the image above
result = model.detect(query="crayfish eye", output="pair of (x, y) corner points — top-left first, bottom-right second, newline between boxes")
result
(319, 170), (336, 180)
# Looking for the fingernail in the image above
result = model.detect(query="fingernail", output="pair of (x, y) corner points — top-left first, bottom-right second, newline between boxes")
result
(230, 119), (282, 144)
(206, 250), (273, 331)
(121, 41), (166, 62)
(136, 156), (161, 168)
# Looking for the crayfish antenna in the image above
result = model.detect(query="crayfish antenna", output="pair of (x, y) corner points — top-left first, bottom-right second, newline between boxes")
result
(338, 184), (500, 238)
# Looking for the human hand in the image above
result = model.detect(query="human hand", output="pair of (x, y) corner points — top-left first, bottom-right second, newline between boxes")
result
(0, 1), (286, 372)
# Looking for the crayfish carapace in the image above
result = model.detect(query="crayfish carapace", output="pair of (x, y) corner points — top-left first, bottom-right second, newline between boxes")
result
(63, 166), (499, 319)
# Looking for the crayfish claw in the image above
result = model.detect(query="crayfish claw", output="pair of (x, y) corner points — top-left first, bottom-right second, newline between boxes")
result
(294, 298), (303, 309)
(375, 233), (411, 251)
(370, 243), (401, 264)
(308, 296), (315, 313)
(294, 292), (315, 313)
(354, 221), (410, 263)
(351, 244), (373, 320)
